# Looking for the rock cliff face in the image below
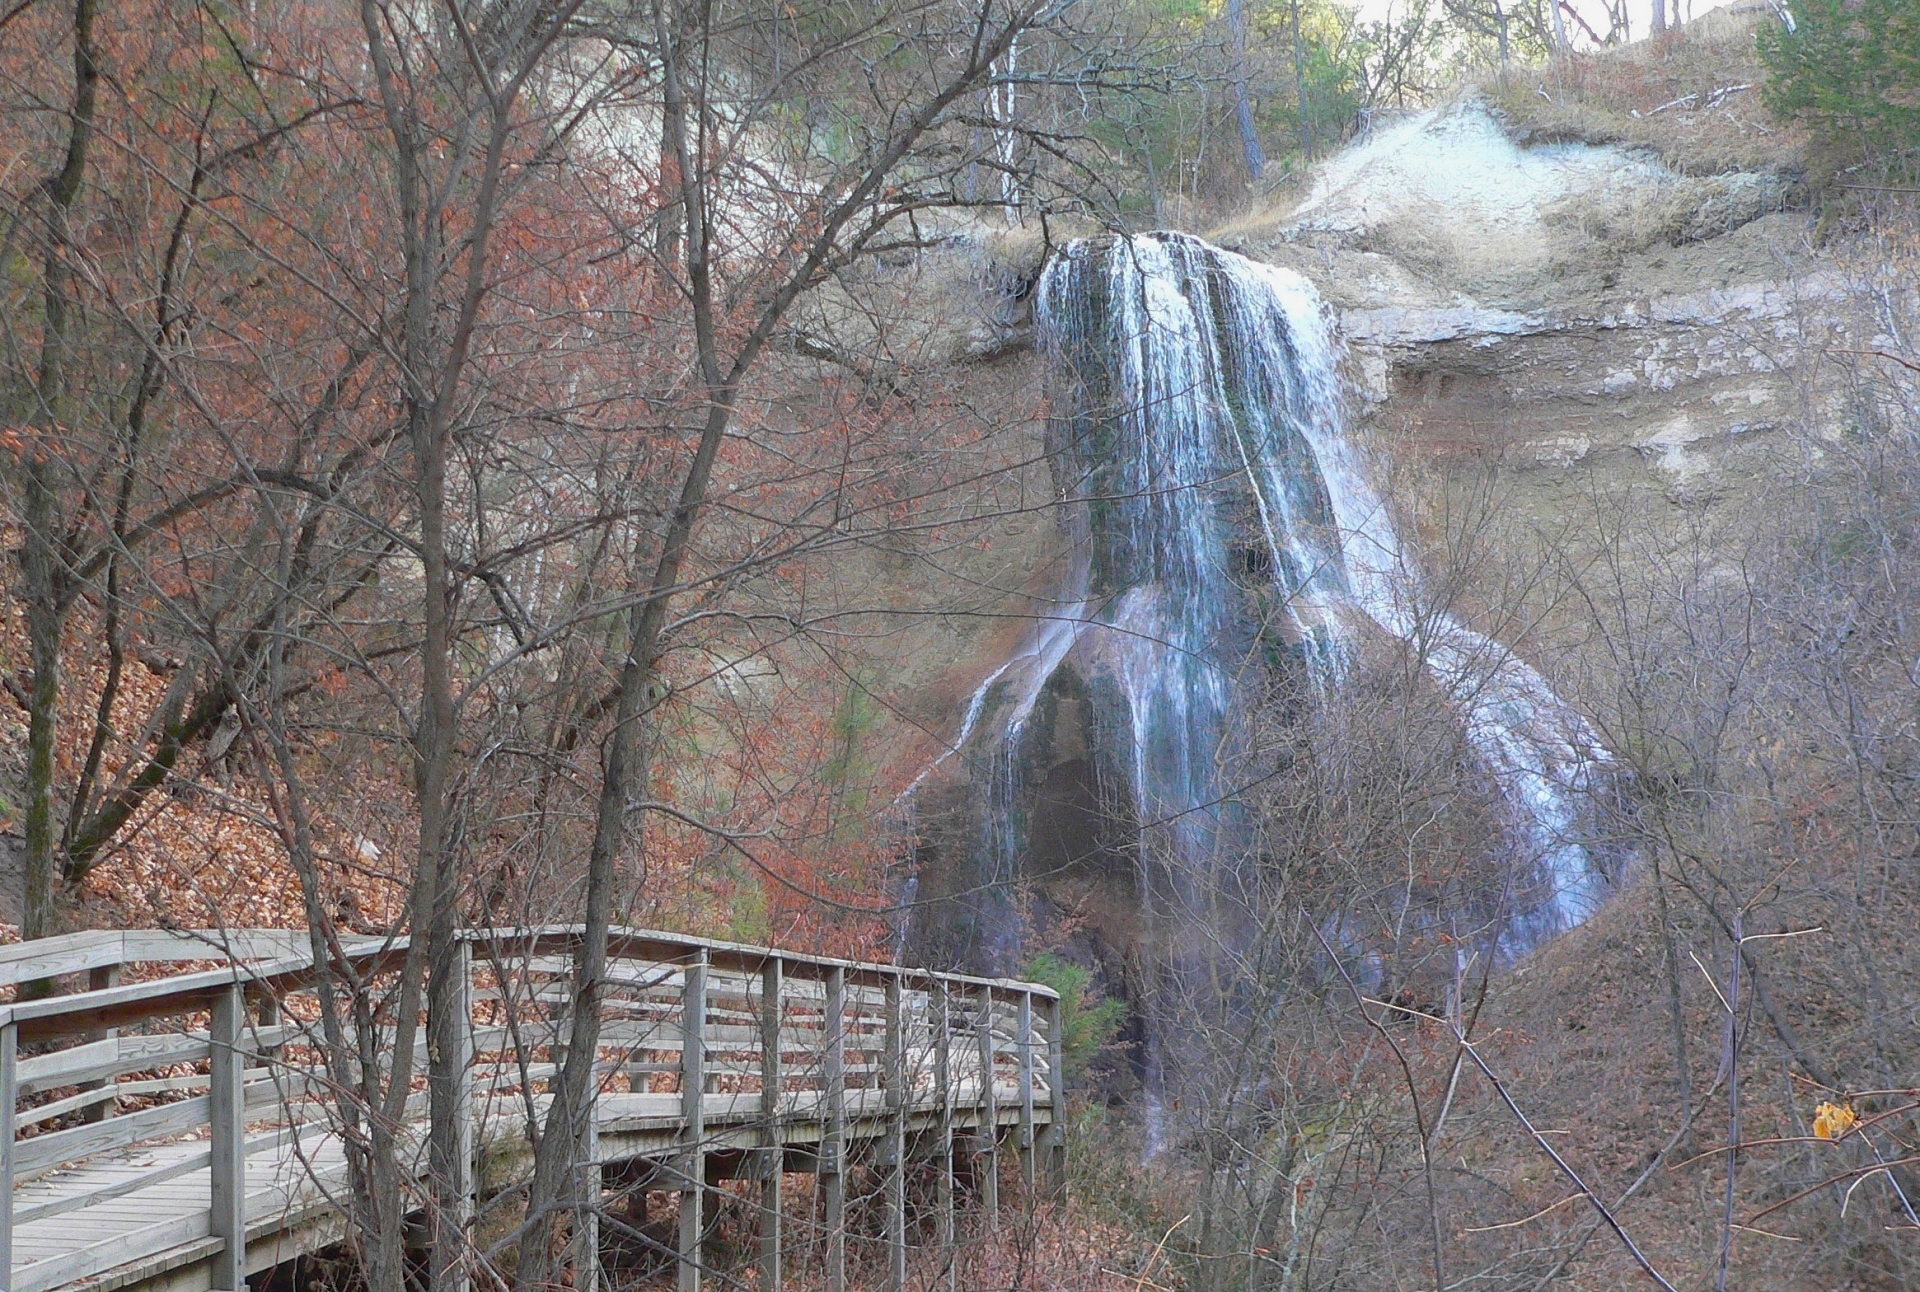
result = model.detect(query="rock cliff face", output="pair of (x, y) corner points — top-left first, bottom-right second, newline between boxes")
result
(1226, 99), (1839, 541)
(900, 91), (1861, 1050)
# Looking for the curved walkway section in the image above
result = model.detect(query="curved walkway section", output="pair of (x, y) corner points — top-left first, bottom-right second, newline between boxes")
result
(0, 927), (1064, 1292)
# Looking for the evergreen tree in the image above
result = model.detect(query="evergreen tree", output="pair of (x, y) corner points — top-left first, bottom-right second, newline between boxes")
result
(1758, 0), (1920, 167)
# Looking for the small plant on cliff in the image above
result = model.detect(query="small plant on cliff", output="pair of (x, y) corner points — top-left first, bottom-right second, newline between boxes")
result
(1024, 953), (1127, 1087)
(1758, 0), (1920, 172)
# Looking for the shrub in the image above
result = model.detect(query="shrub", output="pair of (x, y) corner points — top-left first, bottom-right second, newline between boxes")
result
(1023, 953), (1126, 1088)
(1758, 0), (1920, 169)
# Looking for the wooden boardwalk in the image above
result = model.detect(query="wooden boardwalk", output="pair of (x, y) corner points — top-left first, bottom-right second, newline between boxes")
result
(0, 928), (1064, 1292)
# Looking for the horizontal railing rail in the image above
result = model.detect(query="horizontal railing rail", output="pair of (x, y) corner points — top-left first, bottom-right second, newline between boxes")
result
(0, 927), (336, 992)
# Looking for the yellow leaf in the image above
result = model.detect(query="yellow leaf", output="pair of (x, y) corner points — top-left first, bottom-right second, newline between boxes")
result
(1813, 1101), (1857, 1140)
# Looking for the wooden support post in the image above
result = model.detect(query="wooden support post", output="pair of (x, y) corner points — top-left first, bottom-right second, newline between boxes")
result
(975, 986), (998, 1230)
(452, 939), (474, 1292)
(934, 980), (956, 1292)
(1, 1020), (17, 1289)
(80, 964), (120, 1123)
(678, 951), (709, 1292)
(759, 956), (784, 1292)
(884, 973), (906, 1292)
(1017, 990), (1036, 1197)
(210, 981), (247, 1291)
(824, 965), (847, 1292)
(1045, 993), (1068, 1197)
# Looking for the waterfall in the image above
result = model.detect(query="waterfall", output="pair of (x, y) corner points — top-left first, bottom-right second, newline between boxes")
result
(930, 231), (1612, 970)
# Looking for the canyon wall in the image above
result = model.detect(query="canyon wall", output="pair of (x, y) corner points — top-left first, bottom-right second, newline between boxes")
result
(894, 88), (1884, 1062)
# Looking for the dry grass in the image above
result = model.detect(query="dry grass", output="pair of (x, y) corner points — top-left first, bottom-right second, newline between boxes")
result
(1208, 9), (1813, 257)
(1485, 7), (1811, 178)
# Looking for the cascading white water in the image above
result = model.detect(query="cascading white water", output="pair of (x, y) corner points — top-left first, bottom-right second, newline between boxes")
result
(1231, 247), (1615, 940)
(936, 231), (1613, 962)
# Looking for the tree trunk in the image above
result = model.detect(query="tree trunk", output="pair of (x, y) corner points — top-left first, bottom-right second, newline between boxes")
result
(511, 4), (1044, 1282)
(358, 5), (459, 1284)
(996, 36), (1021, 218)
(22, 472), (63, 945)
(20, 0), (100, 945)
(1290, 0), (1312, 161)
(1228, 0), (1265, 181)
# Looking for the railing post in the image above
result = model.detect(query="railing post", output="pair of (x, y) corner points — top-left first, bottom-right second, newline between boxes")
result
(975, 985), (998, 1230)
(80, 964), (120, 1123)
(678, 950), (709, 1292)
(250, 981), (282, 1077)
(759, 955), (784, 1292)
(824, 965), (846, 1292)
(934, 979), (956, 1292)
(1, 1019), (16, 1288)
(1045, 992), (1068, 1196)
(884, 973), (906, 1292)
(210, 980), (247, 1290)
(452, 939), (474, 1292)
(1017, 990), (1036, 1197)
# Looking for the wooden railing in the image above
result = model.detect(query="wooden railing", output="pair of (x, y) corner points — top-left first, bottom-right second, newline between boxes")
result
(0, 927), (1065, 1292)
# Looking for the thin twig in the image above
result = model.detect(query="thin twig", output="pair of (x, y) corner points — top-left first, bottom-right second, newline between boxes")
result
(1464, 1192), (1579, 1233)
(1717, 912), (1744, 1292)
(1671, 1101), (1920, 1169)
(1740, 926), (1824, 943)
(1689, 948), (1733, 1014)
(1749, 1154), (1920, 1222)
(1833, 347), (1920, 374)
(1450, 1033), (1682, 1292)
(1133, 1214), (1189, 1292)
(1862, 1131), (1920, 1228)
(1525, 1078), (1730, 1292)
(1309, 917), (1447, 1292)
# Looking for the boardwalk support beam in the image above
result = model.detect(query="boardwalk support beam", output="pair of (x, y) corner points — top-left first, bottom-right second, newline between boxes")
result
(1046, 991), (1068, 1196)
(2, 1020), (17, 1288)
(885, 973), (906, 1292)
(1017, 989), (1036, 1197)
(452, 939), (474, 1292)
(935, 980), (956, 1292)
(976, 984), (999, 1230)
(759, 955), (783, 1292)
(678, 950), (708, 1292)
(824, 965), (847, 1292)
